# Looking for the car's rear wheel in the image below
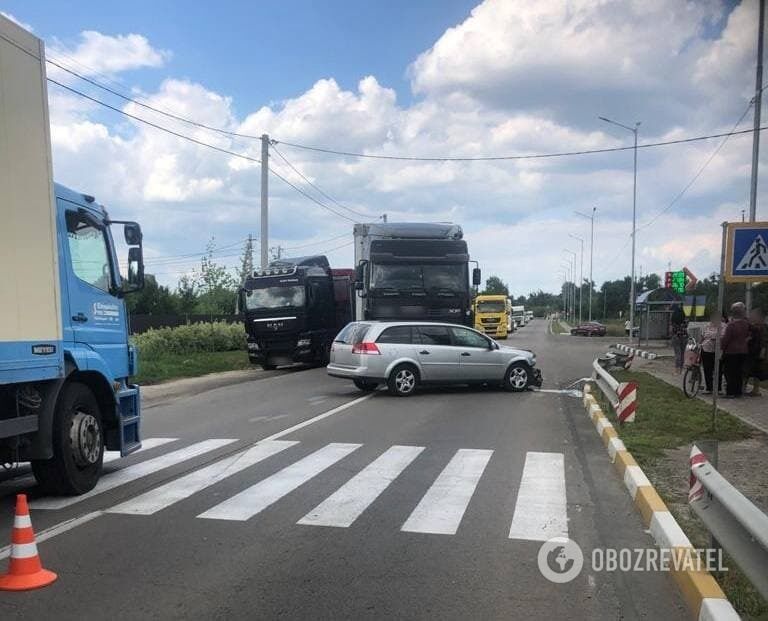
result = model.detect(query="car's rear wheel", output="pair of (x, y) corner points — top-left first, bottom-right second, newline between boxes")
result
(387, 364), (419, 397)
(353, 379), (378, 392)
(504, 362), (530, 392)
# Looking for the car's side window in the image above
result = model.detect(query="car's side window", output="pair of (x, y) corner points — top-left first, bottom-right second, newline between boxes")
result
(450, 327), (489, 349)
(417, 326), (452, 346)
(377, 326), (413, 344)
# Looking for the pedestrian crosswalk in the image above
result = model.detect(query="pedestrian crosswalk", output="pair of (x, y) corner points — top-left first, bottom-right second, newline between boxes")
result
(14, 436), (570, 540)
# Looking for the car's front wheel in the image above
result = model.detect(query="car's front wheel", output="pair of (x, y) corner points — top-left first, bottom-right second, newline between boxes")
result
(387, 364), (419, 397)
(504, 362), (531, 392)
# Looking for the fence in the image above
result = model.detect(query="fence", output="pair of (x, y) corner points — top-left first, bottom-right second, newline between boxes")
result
(129, 314), (242, 334)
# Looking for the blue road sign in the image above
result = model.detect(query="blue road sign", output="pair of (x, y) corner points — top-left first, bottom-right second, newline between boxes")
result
(725, 222), (768, 282)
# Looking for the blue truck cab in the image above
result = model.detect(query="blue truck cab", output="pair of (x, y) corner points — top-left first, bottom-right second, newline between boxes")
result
(0, 184), (145, 494)
(1, 13), (146, 495)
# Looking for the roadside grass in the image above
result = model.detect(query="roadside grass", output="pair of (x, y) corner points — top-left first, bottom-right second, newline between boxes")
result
(550, 319), (567, 335)
(604, 370), (752, 463)
(594, 370), (766, 618)
(132, 350), (252, 385)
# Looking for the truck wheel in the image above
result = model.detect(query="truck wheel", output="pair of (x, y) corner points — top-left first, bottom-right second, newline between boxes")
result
(353, 379), (378, 392)
(504, 362), (530, 392)
(387, 364), (419, 397)
(317, 342), (331, 366)
(31, 382), (105, 495)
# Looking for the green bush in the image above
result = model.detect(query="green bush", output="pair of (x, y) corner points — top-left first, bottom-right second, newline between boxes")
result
(132, 321), (246, 360)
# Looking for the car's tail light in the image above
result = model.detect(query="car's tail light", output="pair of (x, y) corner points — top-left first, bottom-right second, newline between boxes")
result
(352, 341), (381, 355)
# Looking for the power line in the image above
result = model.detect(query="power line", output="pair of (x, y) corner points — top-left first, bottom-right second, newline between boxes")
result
(47, 78), (263, 165)
(283, 231), (350, 251)
(146, 238), (248, 262)
(274, 127), (768, 162)
(270, 143), (372, 219)
(637, 100), (755, 232)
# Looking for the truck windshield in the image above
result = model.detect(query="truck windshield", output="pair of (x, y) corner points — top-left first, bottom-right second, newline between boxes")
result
(245, 286), (305, 310)
(370, 264), (465, 292)
(477, 301), (506, 313)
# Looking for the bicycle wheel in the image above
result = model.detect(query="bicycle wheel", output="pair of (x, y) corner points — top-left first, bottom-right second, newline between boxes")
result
(683, 365), (702, 398)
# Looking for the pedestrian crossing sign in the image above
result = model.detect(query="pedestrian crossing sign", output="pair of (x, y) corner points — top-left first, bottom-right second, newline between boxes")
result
(724, 222), (768, 283)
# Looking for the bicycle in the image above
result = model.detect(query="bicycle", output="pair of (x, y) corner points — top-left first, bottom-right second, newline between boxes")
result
(682, 337), (703, 398)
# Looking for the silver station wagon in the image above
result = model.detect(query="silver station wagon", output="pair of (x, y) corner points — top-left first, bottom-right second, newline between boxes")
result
(327, 321), (542, 396)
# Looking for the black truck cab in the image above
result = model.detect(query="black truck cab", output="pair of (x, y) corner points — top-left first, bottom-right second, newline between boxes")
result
(241, 256), (339, 370)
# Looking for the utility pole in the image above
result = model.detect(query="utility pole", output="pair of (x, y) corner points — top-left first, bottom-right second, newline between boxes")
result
(260, 134), (269, 270)
(746, 0), (765, 312)
(569, 234), (584, 324)
(599, 117), (641, 342)
(576, 207), (596, 321)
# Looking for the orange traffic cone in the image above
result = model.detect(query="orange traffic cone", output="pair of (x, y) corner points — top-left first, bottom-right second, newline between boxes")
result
(0, 494), (57, 590)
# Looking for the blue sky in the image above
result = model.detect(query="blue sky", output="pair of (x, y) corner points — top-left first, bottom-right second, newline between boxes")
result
(1, 1), (765, 295)
(3, 0), (476, 109)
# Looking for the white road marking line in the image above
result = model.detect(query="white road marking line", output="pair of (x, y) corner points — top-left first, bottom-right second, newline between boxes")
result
(0, 511), (103, 560)
(508, 452), (568, 541)
(259, 394), (375, 442)
(31, 439), (237, 510)
(0, 438), (177, 489)
(107, 440), (299, 515)
(401, 448), (493, 536)
(298, 445), (425, 528)
(198, 443), (362, 521)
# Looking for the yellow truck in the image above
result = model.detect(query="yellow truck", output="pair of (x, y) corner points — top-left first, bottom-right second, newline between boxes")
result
(473, 294), (510, 339)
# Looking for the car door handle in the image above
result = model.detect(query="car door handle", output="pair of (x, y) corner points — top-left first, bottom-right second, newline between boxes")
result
(461, 352), (471, 356)
(419, 350), (430, 355)
(72, 313), (88, 323)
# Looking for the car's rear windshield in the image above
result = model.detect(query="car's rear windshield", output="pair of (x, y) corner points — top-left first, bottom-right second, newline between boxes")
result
(334, 322), (371, 344)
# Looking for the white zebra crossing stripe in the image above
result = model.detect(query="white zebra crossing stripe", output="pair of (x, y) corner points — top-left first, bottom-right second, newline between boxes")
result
(31, 439), (237, 510)
(401, 449), (493, 535)
(508, 452), (568, 541)
(0, 438), (178, 491)
(298, 445), (425, 528)
(107, 440), (299, 515)
(198, 443), (362, 521)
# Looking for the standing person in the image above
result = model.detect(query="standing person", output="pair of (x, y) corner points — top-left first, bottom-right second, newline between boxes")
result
(721, 302), (751, 398)
(746, 307), (767, 397)
(701, 310), (725, 395)
(670, 305), (687, 374)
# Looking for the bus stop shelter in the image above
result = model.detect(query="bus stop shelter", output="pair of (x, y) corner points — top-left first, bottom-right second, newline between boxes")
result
(635, 288), (683, 343)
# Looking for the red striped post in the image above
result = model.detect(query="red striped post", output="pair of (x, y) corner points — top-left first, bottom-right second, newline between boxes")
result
(616, 381), (638, 424)
(688, 445), (708, 503)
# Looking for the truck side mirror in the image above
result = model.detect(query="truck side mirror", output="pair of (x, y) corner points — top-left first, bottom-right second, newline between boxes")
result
(355, 262), (366, 290)
(126, 246), (144, 291)
(123, 222), (142, 246)
(472, 268), (482, 286)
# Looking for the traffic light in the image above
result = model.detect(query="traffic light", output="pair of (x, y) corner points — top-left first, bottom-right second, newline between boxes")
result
(664, 271), (672, 289)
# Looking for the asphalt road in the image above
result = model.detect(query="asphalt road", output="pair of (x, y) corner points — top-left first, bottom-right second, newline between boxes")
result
(0, 320), (687, 619)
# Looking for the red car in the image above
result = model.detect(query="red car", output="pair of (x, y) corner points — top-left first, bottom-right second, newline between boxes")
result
(570, 321), (607, 337)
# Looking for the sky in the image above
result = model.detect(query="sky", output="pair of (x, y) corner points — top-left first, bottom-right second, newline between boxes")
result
(1, 0), (765, 296)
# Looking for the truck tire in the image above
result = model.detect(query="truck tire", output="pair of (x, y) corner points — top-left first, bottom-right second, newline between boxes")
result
(387, 364), (419, 397)
(31, 382), (105, 495)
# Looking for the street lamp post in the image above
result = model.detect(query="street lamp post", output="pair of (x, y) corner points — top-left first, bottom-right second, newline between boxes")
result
(569, 233), (584, 325)
(575, 207), (597, 321)
(560, 263), (571, 321)
(563, 249), (577, 324)
(599, 116), (641, 343)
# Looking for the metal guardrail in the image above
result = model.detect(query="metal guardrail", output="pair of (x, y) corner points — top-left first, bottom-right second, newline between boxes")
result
(690, 449), (768, 600)
(591, 356), (620, 408)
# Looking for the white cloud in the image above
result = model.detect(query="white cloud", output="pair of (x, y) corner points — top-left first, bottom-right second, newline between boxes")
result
(48, 30), (170, 77)
(44, 1), (767, 295)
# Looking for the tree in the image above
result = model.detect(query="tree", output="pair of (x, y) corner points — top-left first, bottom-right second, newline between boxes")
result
(238, 235), (255, 284)
(193, 237), (237, 314)
(125, 275), (178, 315)
(482, 276), (509, 296)
(176, 274), (198, 314)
